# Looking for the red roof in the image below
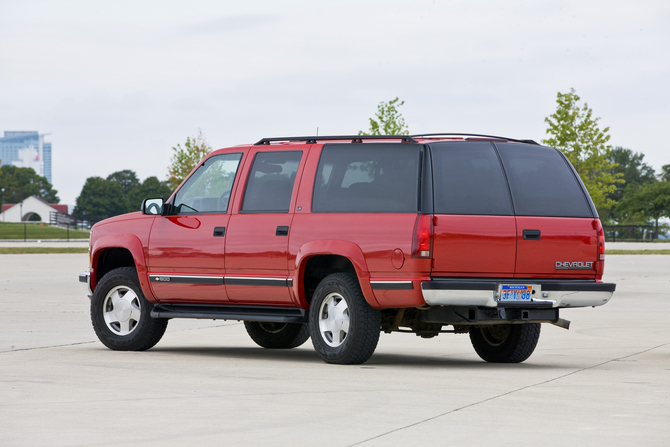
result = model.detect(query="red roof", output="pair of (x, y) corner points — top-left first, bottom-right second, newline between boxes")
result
(1, 202), (69, 214)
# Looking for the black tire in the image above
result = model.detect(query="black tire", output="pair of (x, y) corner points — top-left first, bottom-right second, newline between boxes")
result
(244, 321), (310, 349)
(469, 323), (541, 363)
(309, 273), (381, 364)
(90, 267), (168, 351)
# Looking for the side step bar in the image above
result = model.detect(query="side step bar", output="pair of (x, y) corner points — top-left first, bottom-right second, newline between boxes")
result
(151, 304), (309, 324)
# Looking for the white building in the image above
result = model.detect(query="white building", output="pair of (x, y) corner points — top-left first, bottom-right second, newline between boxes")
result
(0, 196), (69, 222)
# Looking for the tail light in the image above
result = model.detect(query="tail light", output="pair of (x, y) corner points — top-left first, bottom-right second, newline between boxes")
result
(412, 214), (433, 258)
(593, 219), (605, 278)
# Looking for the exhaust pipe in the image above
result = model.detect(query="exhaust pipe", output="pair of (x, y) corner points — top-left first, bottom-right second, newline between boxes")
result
(551, 318), (571, 330)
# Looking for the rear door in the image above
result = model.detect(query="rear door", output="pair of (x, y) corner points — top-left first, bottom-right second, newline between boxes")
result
(430, 142), (517, 276)
(224, 148), (305, 305)
(495, 143), (598, 278)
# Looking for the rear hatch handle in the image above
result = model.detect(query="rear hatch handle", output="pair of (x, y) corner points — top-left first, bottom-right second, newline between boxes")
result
(522, 229), (541, 240)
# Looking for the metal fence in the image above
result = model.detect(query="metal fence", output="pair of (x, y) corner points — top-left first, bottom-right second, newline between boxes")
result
(603, 225), (655, 242)
(0, 212), (91, 241)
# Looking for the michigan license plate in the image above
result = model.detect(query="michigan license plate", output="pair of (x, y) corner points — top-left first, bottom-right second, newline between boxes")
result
(499, 284), (533, 302)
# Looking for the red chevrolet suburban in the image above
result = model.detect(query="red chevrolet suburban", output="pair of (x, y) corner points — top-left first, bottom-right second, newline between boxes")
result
(80, 134), (615, 364)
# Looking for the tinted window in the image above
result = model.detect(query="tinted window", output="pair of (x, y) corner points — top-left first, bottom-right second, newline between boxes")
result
(312, 144), (420, 213)
(431, 142), (513, 215)
(495, 143), (593, 217)
(173, 153), (242, 214)
(241, 151), (302, 212)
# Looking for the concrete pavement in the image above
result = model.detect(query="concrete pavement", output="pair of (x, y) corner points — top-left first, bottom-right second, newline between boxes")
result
(0, 254), (668, 446)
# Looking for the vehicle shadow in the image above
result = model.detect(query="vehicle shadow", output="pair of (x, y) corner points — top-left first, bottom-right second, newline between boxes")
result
(147, 345), (569, 370)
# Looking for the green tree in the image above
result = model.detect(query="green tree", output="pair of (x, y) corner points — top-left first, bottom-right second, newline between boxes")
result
(660, 164), (670, 182)
(128, 176), (173, 211)
(607, 147), (656, 202)
(543, 89), (623, 213)
(107, 170), (140, 196)
(106, 170), (141, 212)
(73, 177), (126, 222)
(167, 129), (212, 189)
(359, 97), (409, 135)
(616, 181), (670, 239)
(0, 165), (59, 203)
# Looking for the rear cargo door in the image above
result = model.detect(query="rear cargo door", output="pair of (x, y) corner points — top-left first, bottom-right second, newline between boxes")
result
(495, 143), (598, 278)
(430, 142), (516, 276)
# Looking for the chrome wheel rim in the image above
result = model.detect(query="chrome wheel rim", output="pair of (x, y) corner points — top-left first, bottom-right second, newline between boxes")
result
(103, 285), (141, 336)
(318, 292), (350, 347)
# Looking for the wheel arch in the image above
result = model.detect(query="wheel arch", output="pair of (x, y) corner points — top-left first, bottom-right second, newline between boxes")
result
(293, 240), (380, 309)
(91, 234), (153, 300)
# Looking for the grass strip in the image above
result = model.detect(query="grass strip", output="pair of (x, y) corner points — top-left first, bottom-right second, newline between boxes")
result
(0, 222), (90, 240)
(0, 247), (88, 254)
(606, 249), (670, 255)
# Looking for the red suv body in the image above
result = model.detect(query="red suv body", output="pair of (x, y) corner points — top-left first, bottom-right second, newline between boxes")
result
(80, 134), (615, 364)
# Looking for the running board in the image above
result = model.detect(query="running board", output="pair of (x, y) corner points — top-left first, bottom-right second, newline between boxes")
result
(151, 304), (309, 324)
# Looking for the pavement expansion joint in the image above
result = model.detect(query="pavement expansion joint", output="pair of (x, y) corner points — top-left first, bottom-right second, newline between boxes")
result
(347, 341), (670, 447)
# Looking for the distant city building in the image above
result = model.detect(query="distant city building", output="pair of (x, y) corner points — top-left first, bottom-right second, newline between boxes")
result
(0, 131), (52, 184)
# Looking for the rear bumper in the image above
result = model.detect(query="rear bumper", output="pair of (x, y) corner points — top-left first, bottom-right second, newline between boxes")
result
(421, 278), (615, 308)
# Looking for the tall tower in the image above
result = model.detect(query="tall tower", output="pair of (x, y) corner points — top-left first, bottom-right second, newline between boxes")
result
(0, 131), (52, 184)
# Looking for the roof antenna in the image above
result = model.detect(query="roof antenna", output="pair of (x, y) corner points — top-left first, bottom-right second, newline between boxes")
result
(316, 127), (319, 136)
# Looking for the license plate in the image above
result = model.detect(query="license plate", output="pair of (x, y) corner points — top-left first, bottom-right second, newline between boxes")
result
(499, 284), (534, 302)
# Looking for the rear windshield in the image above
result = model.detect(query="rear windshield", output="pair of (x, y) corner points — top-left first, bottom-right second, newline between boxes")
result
(312, 144), (420, 213)
(495, 143), (593, 217)
(430, 142), (513, 215)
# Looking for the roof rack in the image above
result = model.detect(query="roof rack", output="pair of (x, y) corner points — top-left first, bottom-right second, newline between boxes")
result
(409, 133), (539, 145)
(254, 135), (418, 145)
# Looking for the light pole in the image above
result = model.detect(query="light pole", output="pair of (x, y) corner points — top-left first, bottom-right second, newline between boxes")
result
(1, 188), (4, 222)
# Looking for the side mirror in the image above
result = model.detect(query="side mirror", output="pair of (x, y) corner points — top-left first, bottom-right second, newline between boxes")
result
(141, 198), (164, 215)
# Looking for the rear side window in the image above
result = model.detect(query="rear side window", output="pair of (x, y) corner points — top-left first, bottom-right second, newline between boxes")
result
(495, 143), (593, 217)
(431, 142), (513, 215)
(312, 144), (421, 213)
(241, 151), (302, 212)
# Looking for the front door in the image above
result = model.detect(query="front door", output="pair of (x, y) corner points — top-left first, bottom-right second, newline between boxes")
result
(147, 152), (244, 303)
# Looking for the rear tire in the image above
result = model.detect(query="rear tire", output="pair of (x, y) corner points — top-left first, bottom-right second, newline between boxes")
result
(469, 323), (541, 363)
(309, 273), (381, 364)
(91, 267), (167, 351)
(244, 322), (310, 349)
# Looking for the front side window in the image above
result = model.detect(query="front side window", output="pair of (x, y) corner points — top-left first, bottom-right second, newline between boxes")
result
(312, 144), (421, 213)
(241, 151), (302, 212)
(172, 153), (243, 214)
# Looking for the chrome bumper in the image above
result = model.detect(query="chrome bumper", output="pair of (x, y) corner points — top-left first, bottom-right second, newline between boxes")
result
(421, 279), (615, 308)
(79, 270), (92, 299)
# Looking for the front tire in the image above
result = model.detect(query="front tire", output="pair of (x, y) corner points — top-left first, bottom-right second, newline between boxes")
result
(244, 321), (310, 349)
(91, 267), (167, 351)
(469, 323), (541, 363)
(309, 273), (381, 364)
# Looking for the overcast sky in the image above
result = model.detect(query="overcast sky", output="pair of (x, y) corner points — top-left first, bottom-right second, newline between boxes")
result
(1, 0), (668, 205)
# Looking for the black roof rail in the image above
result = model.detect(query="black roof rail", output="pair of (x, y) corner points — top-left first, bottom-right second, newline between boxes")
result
(254, 135), (418, 145)
(409, 133), (539, 145)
